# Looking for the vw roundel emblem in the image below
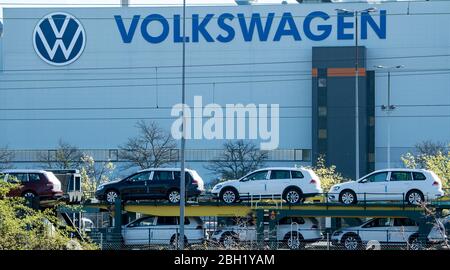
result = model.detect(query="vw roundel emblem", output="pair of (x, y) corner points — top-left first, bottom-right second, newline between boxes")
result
(33, 12), (86, 66)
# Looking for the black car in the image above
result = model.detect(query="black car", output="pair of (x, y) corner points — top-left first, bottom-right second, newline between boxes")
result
(95, 168), (205, 204)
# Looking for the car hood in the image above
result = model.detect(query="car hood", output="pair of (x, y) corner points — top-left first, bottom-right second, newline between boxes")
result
(215, 180), (240, 188)
(100, 179), (122, 187)
(331, 180), (357, 190)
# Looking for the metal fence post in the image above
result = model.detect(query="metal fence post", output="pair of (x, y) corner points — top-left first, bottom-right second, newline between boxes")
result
(256, 209), (265, 250)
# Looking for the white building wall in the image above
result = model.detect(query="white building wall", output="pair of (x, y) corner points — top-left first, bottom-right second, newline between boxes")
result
(0, 1), (449, 179)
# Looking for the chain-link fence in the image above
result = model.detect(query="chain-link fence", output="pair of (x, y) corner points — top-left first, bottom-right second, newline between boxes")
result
(84, 220), (450, 251)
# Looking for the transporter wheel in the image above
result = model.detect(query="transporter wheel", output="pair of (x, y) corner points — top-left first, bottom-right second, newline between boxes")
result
(341, 233), (362, 250)
(339, 190), (357, 205)
(220, 232), (239, 249)
(284, 232), (305, 250)
(167, 189), (181, 204)
(105, 190), (120, 204)
(408, 234), (424, 250)
(405, 190), (424, 205)
(22, 191), (37, 199)
(220, 188), (239, 204)
(283, 187), (303, 204)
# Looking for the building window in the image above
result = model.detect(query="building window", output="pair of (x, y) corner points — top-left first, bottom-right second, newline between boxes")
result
(302, 150), (312, 162)
(48, 150), (57, 162)
(318, 78), (327, 88)
(318, 129), (327, 139)
(318, 106), (327, 117)
(109, 149), (119, 161)
(369, 116), (375, 127)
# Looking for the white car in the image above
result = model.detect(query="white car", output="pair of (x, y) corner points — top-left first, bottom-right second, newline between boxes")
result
(122, 216), (205, 247)
(331, 217), (446, 250)
(211, 167), (322, 204)
(328, 169), (444, 205)
(210, 217), (322, 249)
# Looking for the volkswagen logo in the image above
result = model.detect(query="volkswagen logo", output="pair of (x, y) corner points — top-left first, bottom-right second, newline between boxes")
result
(33, 12), (86, 66)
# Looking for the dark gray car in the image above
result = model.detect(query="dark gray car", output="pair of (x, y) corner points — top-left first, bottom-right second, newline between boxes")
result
(95, 168), (205, 204)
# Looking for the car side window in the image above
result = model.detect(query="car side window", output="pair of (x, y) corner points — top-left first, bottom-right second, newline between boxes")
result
(153, 171), (174, 181)
(390, 172), (412, 181)
(363, 218), (391, 228)
(270, 170), (291, 180)
(129, 172), (151, 182)
(173, 172), (192, 182)
(412, 172), (426, 181)
(279, 217), (305, 225)
(157, 217), (178, 225)
(28, 173), (41, 182)
(394, 218), (418, 227)
(246, 171), (268, 181)
(129, 217), (155, 227)
(291, 171), (304, 179)
(180, 217), (190, 225)
(9, 173), (28, 183)
(364, 172), (388, 183)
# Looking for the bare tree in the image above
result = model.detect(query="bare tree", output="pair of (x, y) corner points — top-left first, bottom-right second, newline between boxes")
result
(80, 155), (116, 196)
(415, 140), (447, 157)
(0, 146), (14, 170)
(404, 140), (450, 168)
(119, 121), (177, 169)
(205, 140), (268, 180)
(38, 139), (83, 169)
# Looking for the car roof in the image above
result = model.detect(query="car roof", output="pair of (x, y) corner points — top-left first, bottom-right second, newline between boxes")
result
(369, 168), (430, 173)
(1, 169), (50, 174)
(137, 168), (197, 173)
(252, 167), (312, 172)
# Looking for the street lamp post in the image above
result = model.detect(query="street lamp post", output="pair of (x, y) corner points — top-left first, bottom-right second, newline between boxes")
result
(179, 0), (186, 250)
(336, 8), (377, 180)
(374, 65), (404, 168)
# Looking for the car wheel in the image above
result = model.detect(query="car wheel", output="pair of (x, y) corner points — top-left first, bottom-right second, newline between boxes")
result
(406, 190), (424, 205)
(221, 232), (239, 249)
(170, 234), (188, 249)
(220, 188), (238, 204)
(168, 189), (181, 204)
(22, 191), (36, 199)
(105, 190), (119, 204)
(409, 235), (423, 250)
(283, 188), (303, 204)
(284, 232), (304, 250)
(342, 233), (362, 250)
(339, 190), (357, 205)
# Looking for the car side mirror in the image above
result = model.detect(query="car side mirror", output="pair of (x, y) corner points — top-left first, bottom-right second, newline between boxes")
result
(360, 179), (368, 183)
(240, 177), (249, 182)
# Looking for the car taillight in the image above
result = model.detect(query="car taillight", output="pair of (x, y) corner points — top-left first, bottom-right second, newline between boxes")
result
(46, 183), (54, 188)
(311, 225), (318, 229)
(310, 179), (317, 184)
(192, 179), (199, 185)
(196, 225), (203, 230)
(432, 181), (440, 186)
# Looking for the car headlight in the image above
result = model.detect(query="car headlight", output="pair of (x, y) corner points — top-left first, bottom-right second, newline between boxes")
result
(333, 230), (343, 236)
(97, 185), (105, 191)
(333, 186), (341, 191)
(213, 184), (223, 190)
(213, 230), (222, 235)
